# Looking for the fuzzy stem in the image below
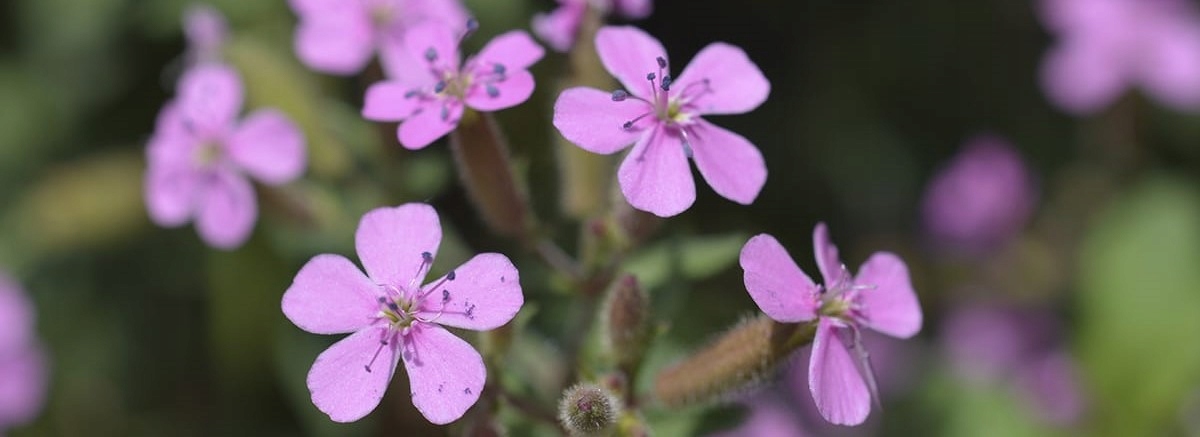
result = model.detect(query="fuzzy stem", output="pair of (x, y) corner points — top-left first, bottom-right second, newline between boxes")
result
(449, 110), (535, 239)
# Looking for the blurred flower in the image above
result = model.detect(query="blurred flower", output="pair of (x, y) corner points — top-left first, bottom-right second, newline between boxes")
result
(362, 21), (544, 150)
(553, 26), (770, 217)
(1039, 0), (1200, 114)
(281, 203), (524, 424)
(0, 273), (48, 433)
(289, 0), (469, 76)
(739, 224), (922, 425)
(183, 4), (228, 65)
(532, 0), (653, 52)
(144, 64), (307, 249)
(921, 135), (1036, 254)
(708, 392), (808, 437)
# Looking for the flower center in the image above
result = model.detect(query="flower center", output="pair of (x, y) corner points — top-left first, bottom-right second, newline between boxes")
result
(364, 251), (458, 373)
(816, 271), (876, 322)
(193, 140), (223, 168)
(365, 0), (398, 27)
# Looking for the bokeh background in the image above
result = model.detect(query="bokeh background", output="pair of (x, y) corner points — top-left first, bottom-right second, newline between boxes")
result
(3, 0), (1200, 435)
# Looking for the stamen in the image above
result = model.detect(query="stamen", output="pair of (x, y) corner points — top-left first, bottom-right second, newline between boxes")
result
(623, 112), (653, 130)
(486, 84), (500, 98)
(404, 90), (420, 99)
(679, 128), (694, 159)
(447, 270), (456, 281)
(646, 72), (656, 81)
(434, 81), (447, 93)
(656, 56), (667, 69)
(661, 75), (673, 91)
(492, 63), (506, 74)
(364, 331), (391, 373)
(611, 90), (629, 102)
(424, 47), (438, 62)
(440, 105), (450, 121)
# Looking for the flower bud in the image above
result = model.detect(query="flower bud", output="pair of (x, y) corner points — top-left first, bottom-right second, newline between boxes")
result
(605, 275), (649, 371)
(558, 383), (622, 436)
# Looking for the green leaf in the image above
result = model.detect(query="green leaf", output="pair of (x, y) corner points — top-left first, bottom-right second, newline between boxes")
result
(622, 233), (749, 291)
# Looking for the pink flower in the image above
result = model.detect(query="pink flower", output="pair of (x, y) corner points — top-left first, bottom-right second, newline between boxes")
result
(532, 0), (652, 52)
(281, 203), (524, 424)
(707, 392), (809, 437)
(553, 26), (770, 217)
(144, 64), (307, 250)
(289, 0), (470, 76)
(1039, 0), (1200, 114)
(0, 272), (48, 433)
(184, 4), (228, 64)
(739, 224), (922, 426)
(362, 21), (545, 150)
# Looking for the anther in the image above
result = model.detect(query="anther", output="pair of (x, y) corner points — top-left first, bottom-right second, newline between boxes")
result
(440, 106), (450, 121)
(623, 121), (634, 130)
(447, 270), (456, 281)
(404, 90), (419, 99)
(493, 64), (506, 74)
(434, 81), (447, 93)
(661, 75), (673, 91)
(424, 47), (438, 62)
(611, 90), (628, 102)
(466, 18), (479, 32)
(656, 57), (667, 69)
(486, 84), (500, 98)
(646, 72), (656, 81)
(442, 289), (450, 302)
(422, 252), (433, 262)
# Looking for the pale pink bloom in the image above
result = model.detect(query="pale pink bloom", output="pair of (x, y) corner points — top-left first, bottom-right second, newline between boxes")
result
(282, 203), (524, 424)
(144, 64), (307, 250)
(362, 21), (544, 150)
(1039, 0), (1200, 113)
(740, 224), (922, 426)
(184, 4), (228, 64)
(0, 272), (48, 433)
(708, 392), (808, 437)
(553, 26), (770, 217)
(289, 0), (469, 76)
(532, 0), (652, 52)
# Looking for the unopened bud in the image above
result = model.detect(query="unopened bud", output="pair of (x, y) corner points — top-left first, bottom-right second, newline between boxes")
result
(606, 275), (649, 371)
(558, 384), (622, 436)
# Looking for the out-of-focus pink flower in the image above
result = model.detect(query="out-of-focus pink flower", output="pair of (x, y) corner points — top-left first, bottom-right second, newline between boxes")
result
(1039, 0), (1200, 114)
(922, 135), (1036, 254)
(0, 272), (48, 433)
(553, 26), (770, 217)
(282, 203), (524, 424)
(532, 0), (653, 52)
(708, 392), (808, 437)
(289, 0), (470, 76)
(362, 21), (544, 150)
(144, 64), (307, 250)
(184, 4), (228, 64)
(740, 224), (922, 426)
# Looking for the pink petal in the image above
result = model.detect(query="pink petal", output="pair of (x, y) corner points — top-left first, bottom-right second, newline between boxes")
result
(1138, 21), (1200, 110)
(402, 323), (486, 425)
(464, 69), (536, 112)
(184, 4), (228, 58)
(739, 234), (819, 323)
(617, 127), (696, 217)
(177, 64), (243, 136)
(808, 320), (871, 426)
(289, 0), (340, 14)
(0, 345), (48, 427)
(675, 43), (770, 115)
(195, 169), (257, 250)
(595, 26), (668, 99)
(397, 101), (463, 150)
(613, 0), (653, 19)
(418, 253), (523, 331)
(0, 274), (33, 353)
(1039, 42), (1127, 115)
(553, 87), (651, 154)
(812, 222), (844, 288)
(379, 43), (441, 87)
(363, 81), (425, 121)
(306, 325), (399, 423)
(532, 3), (585, 52)
(472, 31), (545, 72)
(355, 203), (442, 288)
(144, 132), (202, 227)
(228, 109), (306, 185)
(293, 3), (374, 75)
(405, 21), (462, 72)
(854, 253), (922, 339)
(282, 254), (381, 335)
(687, 120), (767, 205)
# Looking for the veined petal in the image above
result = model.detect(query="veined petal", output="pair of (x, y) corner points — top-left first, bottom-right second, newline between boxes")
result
(676, 43), (770, 115)
(283, 254), (381, 335)
(472, 30), (544, 71)
(617, 127), (695, 217)
(228, 109), (306, 185)
(177, 64), (243, 135)
(418, 253), (523, 331)
(809, 320), (871, 426)
(195, 169), (257, 250)
(306, 325), (399, 423)
(688, 120), (767, 205)
(740, 234), (819, 323)
(854, 252), (922, 339)
(405, 21), (462, 72)
(397, 100), (462, 150)
(363, 81), (425, 121)
(553, 87), (651, 154)
(812, 222), (844, 288)
(402, 323), (486, 425)
(532, 3), (585, 52)
(355, 203), (442, 288)
(465, 69), (536, 112)
(596, 26), (668, 99)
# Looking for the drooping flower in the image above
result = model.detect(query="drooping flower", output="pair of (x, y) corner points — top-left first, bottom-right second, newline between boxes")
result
(281, 203), (524, 424)
(553, 26), (770, 217)
(1039, 0), (1200, 114)
(739, 224), (922, 426)
(0, 272), (48, 434)
(362, 21), (545, 149)
(184, 3), (228, 65)
(144, 64), (307, 249)
(289, 0), (470, 76)
(532, 0), (652, 52)
(921, 135), (1036, 254)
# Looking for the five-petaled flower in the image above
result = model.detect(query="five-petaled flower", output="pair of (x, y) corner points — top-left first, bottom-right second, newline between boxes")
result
(553, 26), (770, 217)
(362, 21), (545, 150)
(532, 0), (652, 52)
(144, 64), (307, 250)
(289, 0), (470, 76)
(282, 203), (524, 424)
(739, 224), (921, 426)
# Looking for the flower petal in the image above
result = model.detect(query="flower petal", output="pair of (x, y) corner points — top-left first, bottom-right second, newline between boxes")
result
(306, 325), (399, 423)
(1039, 42), (1126, 115)
(854, 252), (922, 338)
(596, 26), (668, 99)
(0, 345), (48, 427)
(553, 87), (651, 154)
(419, 253), (523, 331)
(464, 69), (535, 112)
(228, 109), (306, 185)
(676, 43), (770, 115)
(397, 101), (463, 150)
(283, 254), (381, 335)
(1138, 21), (1200, 110)
(617, 127), (695, 217)
(177, 64), (243, 135)
(0, 274), (33, 353)
(379, 43), (441, 87)
(195, 169), (257, 250)
(613, 0), (653, 19)
(472, 31), (544, 72)
(355, 203), (442, 288)
(809, 320), (871, 426)
(405, 21), (462, 72)
(812, 222), (844, 288)
(740, 234), (819, 323)
(688, 120), (767, 205)
(184, 4), (227, 58)
(402, 323), (486, 425)
(292, 5), (374, 75)
(532, 3), (584, 52)
(144, 129), (202, 227)
(363, 81), (425, 121)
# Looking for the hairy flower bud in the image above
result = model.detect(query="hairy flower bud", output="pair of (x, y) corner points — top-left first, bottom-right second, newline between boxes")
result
(605, 275), (649, 371)
(558, 383), (622, 436)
